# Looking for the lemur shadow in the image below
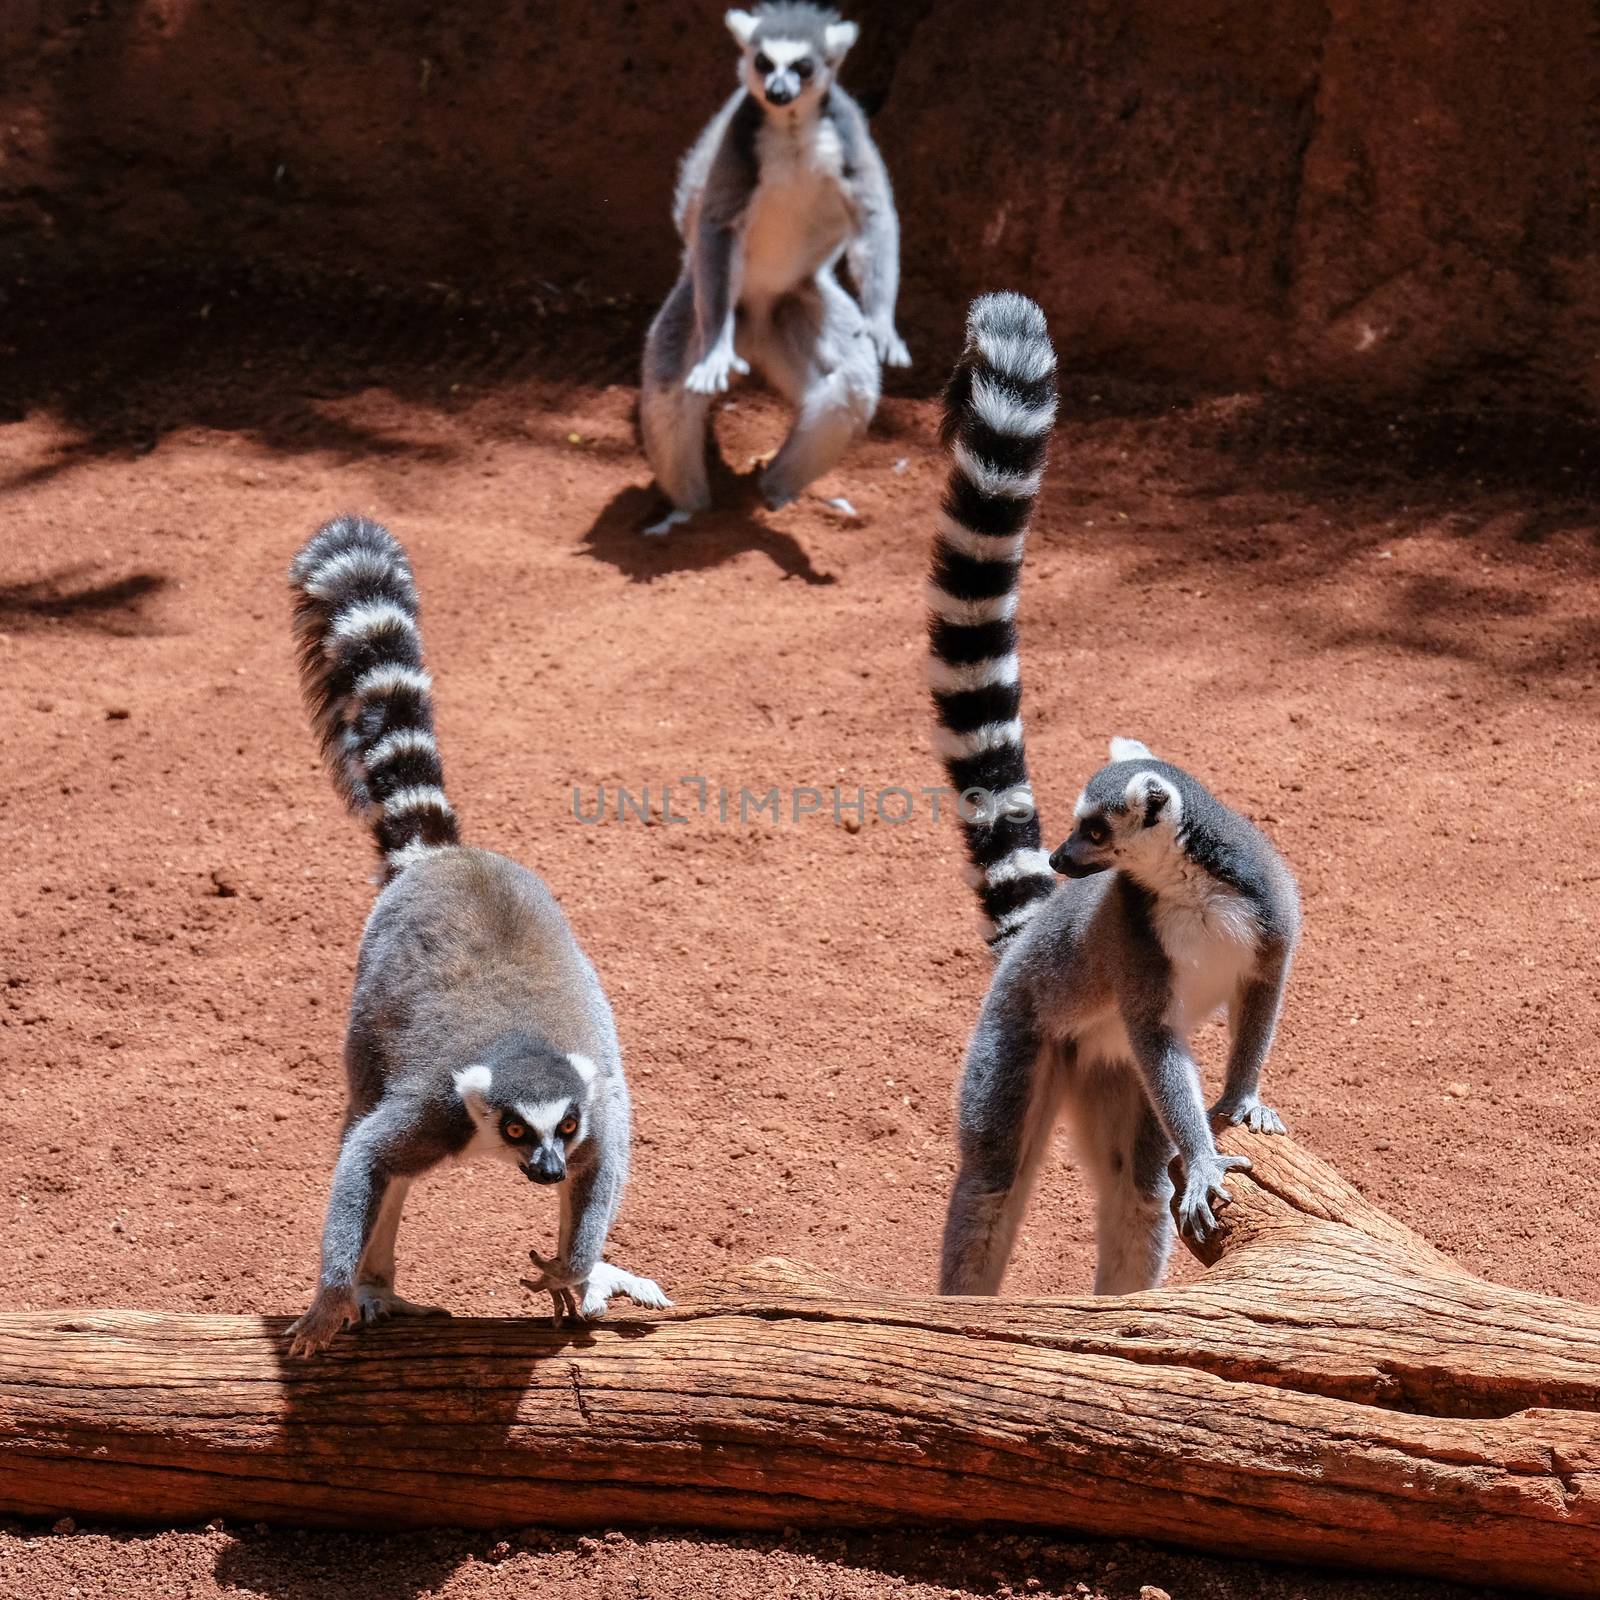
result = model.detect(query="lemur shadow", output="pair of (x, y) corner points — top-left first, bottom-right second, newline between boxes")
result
(581, 473), (839, 588)
(0, 566), (169, 636)
(218, 1310), (659, 1600)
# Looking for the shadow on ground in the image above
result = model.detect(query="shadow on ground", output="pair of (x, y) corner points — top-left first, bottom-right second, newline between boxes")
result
(206, 1524), (1510, 1600)
(0, 567), (169, 635)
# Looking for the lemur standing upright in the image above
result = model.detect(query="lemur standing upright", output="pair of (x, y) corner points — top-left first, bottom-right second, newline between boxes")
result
(929, 295), (1302, 1298)
(285, 515), (669, 1357)
(640, 3), (909, 533)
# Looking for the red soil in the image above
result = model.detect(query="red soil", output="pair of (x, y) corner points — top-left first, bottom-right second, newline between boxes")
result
(2, 288), (1597, 1598)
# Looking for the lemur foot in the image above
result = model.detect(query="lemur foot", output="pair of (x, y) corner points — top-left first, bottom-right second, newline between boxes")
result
(1176, 1151), (1252, 1244)
(642, 506), (696, 537)
(1211, 1094), (1286, 1136)
(581, 1259), (673, 1319)
(355, 1284), (452, 1325)
(286, 1287), (359, 1358)
(524, 1251), (672, 1324)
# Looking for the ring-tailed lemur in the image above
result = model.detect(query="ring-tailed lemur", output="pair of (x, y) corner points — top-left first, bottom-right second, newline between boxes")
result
(639, 3), (909, 534)
(929, 295), (1301, 1298)
(284, 515), (669, 1356)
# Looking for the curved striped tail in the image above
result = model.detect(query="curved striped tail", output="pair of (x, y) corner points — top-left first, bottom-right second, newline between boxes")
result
(928, 293), (1059, 952)
(289, 516), (460, 877)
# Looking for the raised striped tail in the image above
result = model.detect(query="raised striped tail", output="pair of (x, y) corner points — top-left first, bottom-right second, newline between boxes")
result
(928, 293), (1059, 952)
(289, 516), (460, 877)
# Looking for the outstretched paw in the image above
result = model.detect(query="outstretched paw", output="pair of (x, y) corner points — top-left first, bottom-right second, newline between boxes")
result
(685, 348), (749, 395)
(286, 1287), (358, 1358)
(1176, 1151), (1252, 1244)
(871, 325), (912, 369)
(1211, 1093), (1287, 1136)
(579, 1259), (673, 1319)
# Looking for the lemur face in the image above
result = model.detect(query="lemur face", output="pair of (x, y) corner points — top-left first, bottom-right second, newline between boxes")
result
(726, 8), (858, 112)
(1050, 738), (1183, 879)
(453, 1047), (597, 1185)
(1051, 804), (1118, 879)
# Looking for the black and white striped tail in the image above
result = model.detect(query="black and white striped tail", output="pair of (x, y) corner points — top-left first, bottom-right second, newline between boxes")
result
(289, 516), (460, 877)
(929, 293), (1059, 952)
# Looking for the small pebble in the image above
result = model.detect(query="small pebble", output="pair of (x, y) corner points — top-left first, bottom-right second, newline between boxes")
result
(1140, 1587), (1172, 1600)
(52, 1517), (75, 1535)
(105, 707), (130, 721)
(840, 815), (861, 834)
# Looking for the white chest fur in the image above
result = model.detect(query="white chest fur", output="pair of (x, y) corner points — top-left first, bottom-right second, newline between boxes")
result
(741, 115), (855, 302)
(1153, 878), (1259, 1031)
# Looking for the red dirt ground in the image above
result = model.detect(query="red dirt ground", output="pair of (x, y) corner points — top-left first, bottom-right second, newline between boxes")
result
(2, 287), (1597, 1598)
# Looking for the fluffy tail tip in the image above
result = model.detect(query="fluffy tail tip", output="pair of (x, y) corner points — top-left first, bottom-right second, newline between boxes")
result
(967, 290), (1049, 343)
(965, 292), (1054, 378)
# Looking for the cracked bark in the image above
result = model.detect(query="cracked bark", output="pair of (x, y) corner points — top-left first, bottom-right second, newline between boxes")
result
(1, 1125), (1596, 1595)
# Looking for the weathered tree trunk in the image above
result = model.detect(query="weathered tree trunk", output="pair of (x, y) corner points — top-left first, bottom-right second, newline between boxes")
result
(1, 1128), (1597, 1595)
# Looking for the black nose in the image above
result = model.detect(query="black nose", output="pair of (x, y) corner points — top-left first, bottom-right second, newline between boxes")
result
(765, 81), (794, 105)
(1050, 843), (1105, 879)
(524, 1152), (565, 1184)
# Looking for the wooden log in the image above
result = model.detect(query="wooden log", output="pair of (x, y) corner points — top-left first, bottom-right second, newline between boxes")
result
(1, 1126), (1597, 1595)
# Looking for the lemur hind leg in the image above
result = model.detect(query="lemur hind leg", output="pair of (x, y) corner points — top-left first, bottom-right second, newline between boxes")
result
(749, 275), (879, 512)
(640, 274), (716, 531)
(355, 1175), (450, 1323)
(1066, 1061), (1177, 1295)
(939, 1023), (1067, 1296)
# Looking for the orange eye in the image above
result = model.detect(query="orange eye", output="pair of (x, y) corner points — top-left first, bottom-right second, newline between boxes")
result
(503, 1120), (526, 1141)
(558, 1116), (579, 1137)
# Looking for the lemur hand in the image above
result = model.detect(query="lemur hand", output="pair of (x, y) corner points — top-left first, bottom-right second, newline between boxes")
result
(1176, 1150), (1252, 1243)
(870, 321), (911, 369)
(1210, 1092), (1286, 1136)
(685, 346), (749, 394)
(524, 1248), (583, 1324)
(286, 1285), (359, 1358)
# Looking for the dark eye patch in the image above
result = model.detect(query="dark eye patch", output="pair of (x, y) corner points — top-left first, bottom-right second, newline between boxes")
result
(1081, 816), (1110, 846)
(754, 50), (774, 73)
(794, 57), (814, 79)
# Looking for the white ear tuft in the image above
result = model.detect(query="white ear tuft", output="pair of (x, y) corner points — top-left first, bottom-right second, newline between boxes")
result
(726, 9), (759, 45)
(567, 1052), (598, 1087)
(824, 20), (859, 57)
(453, 1063), (492, 1117)
(1109, 736), (1153, 763)
(1125, 770), (1181, 827)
